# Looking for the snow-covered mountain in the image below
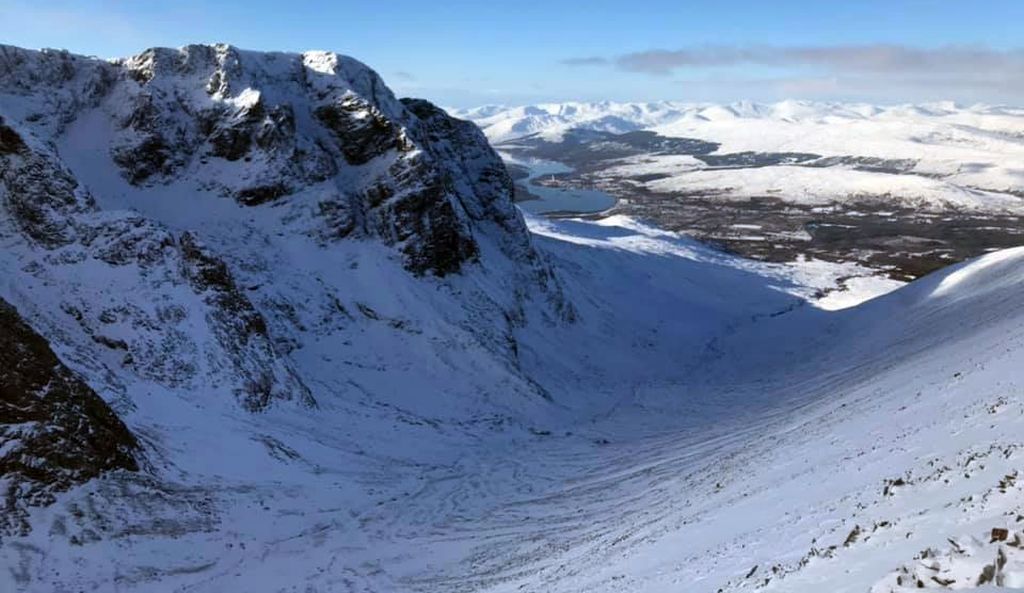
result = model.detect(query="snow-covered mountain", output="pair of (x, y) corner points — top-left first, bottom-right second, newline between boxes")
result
(454, 101), (696, 143)
(0, 41), (573, 547)
(458, 100), (1024, 145)
(458, 100), (1024, 208)
(463, 100), (1024, 286)
(4, 46), (1024, 593)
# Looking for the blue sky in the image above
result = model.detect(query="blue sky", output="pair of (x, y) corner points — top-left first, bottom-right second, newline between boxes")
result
(1, 0), (1022, 106)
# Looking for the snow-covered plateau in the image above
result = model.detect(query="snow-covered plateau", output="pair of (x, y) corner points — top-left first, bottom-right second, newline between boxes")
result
(3, 46), (1024, 593)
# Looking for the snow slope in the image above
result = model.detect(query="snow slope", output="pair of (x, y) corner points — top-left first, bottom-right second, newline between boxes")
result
(3, 48), (1024, 593)
(388, 220), (1024, 593)
(6, 207), (1024, 592)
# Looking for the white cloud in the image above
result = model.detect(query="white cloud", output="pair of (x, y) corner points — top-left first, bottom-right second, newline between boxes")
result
(560, 44), (1024, 103)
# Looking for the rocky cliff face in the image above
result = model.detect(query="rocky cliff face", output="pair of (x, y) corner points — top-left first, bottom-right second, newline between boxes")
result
(0, 298), (138, 537)
(0, 106), (315, 412)
(0, 43), (570, 547)
(0, 44), (547, 277)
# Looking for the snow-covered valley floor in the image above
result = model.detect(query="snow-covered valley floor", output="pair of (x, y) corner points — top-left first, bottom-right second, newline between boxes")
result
(397, 218), (1024, 593)
(7, 210), (1024, 593)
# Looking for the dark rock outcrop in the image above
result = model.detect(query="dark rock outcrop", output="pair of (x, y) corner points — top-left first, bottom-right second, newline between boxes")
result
(315, 94), (410, 165)
(0, 298), (138, 536)
(0, 115), (26, 154)
(179, 232), (315, 411)
(0, 119), (92, 247)
(402, 98), (532, 254)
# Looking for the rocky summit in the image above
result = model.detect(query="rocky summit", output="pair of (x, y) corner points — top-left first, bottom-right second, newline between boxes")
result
(0, 43), (551, 277)
(0, 43), (571, 407)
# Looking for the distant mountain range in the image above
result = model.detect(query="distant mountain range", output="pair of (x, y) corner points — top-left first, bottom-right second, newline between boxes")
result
(460, 100), (1024, 281)
(456, 100), (1024, 143)
(457, 100), (1024, 206)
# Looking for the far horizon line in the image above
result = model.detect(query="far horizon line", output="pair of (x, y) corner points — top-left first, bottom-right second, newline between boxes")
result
(4, 42), (1020, 112)
(446, 98), (1023, 111)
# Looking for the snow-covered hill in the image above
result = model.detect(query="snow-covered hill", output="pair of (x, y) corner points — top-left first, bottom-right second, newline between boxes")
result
(454, 101), (694, 144)
(4, 46), (1024, 593)
(458, 100), (1024, 209)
